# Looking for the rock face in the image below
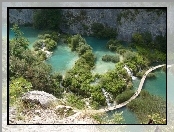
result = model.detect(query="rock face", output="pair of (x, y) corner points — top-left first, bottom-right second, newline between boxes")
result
(22, 90), (57, 108)
(9, 9), (33, 25)
(9, 9), (166, 41)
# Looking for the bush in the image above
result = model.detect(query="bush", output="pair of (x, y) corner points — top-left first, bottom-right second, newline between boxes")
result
(90, 101), (100, 110)
(45, 38), (57, 51)
(136, 71), (156, 79)
(33, 40), (44, 51)
(102, 54), (120, 63)
(76, 43), (92, 56)
(106, 39), (122, 52)
(37, 50), (47, 61)
(115, 90), (134, 104)
(10, 77), (32, 105)
(66, 93), (85, 109)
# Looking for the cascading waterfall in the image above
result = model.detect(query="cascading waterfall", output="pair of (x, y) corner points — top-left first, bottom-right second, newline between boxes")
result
(124, 65), (137, 80)
(101, 88), (112, 108)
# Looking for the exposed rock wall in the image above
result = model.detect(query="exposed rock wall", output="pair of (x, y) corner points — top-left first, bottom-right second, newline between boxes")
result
(9, 9), (33, 25)
(9, 9), (166, 42)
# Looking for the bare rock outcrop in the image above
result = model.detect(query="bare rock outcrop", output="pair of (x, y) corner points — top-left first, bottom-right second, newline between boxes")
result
(21, 90), (58, 109)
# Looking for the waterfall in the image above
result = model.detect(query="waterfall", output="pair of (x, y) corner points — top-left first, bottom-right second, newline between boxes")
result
(124, 65), (137, 80)
(101, 88), (112, 108)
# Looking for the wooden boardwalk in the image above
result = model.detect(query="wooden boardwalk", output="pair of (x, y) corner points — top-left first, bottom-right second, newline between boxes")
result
(105, 64), (165, 112)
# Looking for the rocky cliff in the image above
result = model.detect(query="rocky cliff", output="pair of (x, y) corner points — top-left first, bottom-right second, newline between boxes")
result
(9, 9), (166, 41)
(9, 9), (33, 25)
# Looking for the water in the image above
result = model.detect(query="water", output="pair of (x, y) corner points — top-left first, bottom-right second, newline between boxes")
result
(8, 26), (42, 49)
(124, 65), (137, 80)
(84, 36), (117, 74)
(46, 43), (79, 75)
(143, 69), (166, 99)
(101, 88), (112, 107)
(7, 26), (166, 124)
(107, 107), (139, 124)
(108, 70), (166, 124)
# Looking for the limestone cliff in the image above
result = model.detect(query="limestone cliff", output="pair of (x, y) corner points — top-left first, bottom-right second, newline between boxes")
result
(9, 9), (166, 42)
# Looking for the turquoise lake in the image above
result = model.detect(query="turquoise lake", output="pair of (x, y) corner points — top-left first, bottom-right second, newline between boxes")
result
(8, 26), (167, 124)
(8, 26), (42, 49)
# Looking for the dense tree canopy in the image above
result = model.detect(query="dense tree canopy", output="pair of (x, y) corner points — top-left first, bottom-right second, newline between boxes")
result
(33, 9), (62, 31)
(131, 32), (166, 64)
(91, 22), (117, 38)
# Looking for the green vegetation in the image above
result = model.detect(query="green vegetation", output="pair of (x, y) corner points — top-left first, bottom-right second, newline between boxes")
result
(65, 93), (85, 110)
(91, 22), (117, 38)
(136, 70), (156, 78)
(115, 90), (134, 104)
(102, 54), (120, 63)
(106, 39), (122, 52)
(9, 77), (32, 105)
(33, 31), (59, 51)
(33, 9), (62, 30)
(100, 62), (132, 99)
(106, 38), (149, 75)
(127, 90), (166, 124)
(62, 34), (96, 100)
(146, 113), (166, 124)
(9, 9), (167, 124)
(131, 32), (166, 64)
(9, 24), (63, 100)
(91, 111), (124, 124)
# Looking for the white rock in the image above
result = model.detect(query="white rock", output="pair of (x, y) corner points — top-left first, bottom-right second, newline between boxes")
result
(22, 90), (57, 108)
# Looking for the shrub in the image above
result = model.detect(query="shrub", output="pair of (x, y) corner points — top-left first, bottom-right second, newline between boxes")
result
(33, 40), (44, 51)
(9, 77), (32, 105)
(45, 38), (57, 51)
(106, 39), (122, 51)
(115, 90), (134, 104)
(136, 71), (156, 78)
(102, 54), (120, 63)
(66, 93), (85, 109)
(90, 101), (100, 110)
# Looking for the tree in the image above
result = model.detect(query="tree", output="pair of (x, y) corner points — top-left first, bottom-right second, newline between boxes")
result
(115, 90), (134, 104)
(33, 9), (62, 31)
(9, 24), (29, 58)
(132, 33), (143, 44)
